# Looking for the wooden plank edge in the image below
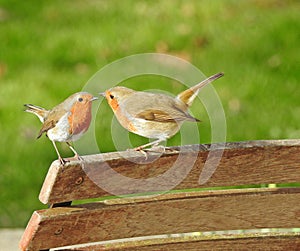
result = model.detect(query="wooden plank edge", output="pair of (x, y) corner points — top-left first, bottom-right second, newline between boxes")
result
(39, 161), (61, 204)
(19, 211), (41, 251)
(53, 230), (300, 250)
(47, 139), (300, 166)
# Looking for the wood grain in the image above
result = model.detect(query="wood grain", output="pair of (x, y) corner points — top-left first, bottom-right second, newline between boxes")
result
(57, 232), (300, 251)
(20, 187), (300, 251)
(39, 140), (300, 204)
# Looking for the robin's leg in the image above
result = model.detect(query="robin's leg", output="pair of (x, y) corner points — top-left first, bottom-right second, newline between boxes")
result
(51, 140), (66, 165)
(66, 142), (83, 161)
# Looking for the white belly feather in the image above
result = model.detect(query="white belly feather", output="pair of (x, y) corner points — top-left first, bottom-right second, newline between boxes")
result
(47, 113), (70, 142)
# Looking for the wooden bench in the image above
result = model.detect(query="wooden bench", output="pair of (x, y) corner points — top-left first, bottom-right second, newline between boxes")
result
(19, 140), (300, 250)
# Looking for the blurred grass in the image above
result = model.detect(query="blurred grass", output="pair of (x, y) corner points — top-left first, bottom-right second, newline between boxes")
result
(0, 0), (299, 227)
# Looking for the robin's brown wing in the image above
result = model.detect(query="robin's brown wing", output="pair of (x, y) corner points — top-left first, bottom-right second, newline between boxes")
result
(135, 109), (199, 122)
(125, 92), (200, 123)
(135, 106), (200, 123)
(37, 120), (56, 138)
(37, 108), (67, 138)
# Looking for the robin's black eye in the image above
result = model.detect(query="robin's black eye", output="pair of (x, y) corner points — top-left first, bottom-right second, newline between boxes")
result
(78, 97), (83, 102)
(109, 94), (114, 99)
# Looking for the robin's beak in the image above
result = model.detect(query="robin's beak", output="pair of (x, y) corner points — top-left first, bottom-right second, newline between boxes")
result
(91, 96), (99, 102)
(98, 92), (106, 97)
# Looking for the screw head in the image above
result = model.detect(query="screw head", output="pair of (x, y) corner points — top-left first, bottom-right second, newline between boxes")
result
(75, 176), (84, 185)
(54, 227), (63, 235)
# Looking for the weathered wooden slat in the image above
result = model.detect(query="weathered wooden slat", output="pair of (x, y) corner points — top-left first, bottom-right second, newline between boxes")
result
(20, 187), (300, 251)
(39, 140), (300, 204)
(55, 232), (300, 251)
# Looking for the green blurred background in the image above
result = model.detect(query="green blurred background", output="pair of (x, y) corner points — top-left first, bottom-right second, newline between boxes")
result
(0, 0), (299, 227)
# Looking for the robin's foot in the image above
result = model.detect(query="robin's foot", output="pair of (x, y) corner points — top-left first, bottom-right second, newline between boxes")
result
(142, 146), (180, 156)
(162, 146), (181, 153)
(140, 149), (149, 159)
(130, 147), (149, 159)
(144, 145), (166, 153)
(199, 144), (209, 151)
(133, 145), (144, 151)
(58, 157), (69, 166)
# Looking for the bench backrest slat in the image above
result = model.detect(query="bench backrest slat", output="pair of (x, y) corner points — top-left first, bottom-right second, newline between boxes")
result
(21, 187), (300, 250)
(39, 140), (300, 204)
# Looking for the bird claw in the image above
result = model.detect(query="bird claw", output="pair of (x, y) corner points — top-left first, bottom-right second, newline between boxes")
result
(58, 157), (69, 166)
(199, 144), (209, 151)
(148, 145), (166, 153)
(58, 154), (83, 167)
(139, 149), (148, 159)
(132, 148), (148, 159)
(133, 146), (144, 151)
(133, 145), (168, 160)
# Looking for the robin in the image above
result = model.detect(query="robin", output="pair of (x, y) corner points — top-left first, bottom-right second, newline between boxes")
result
(100, 72), (224, 151)
(24, 92), (98, 165)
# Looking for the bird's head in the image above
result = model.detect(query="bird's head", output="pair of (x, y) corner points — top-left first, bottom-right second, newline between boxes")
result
(100, 86), (135, 111)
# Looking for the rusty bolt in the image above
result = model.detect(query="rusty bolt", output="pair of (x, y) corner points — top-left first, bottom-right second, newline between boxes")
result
(75, 176), (83, 185)
(54, 227), (63, 235)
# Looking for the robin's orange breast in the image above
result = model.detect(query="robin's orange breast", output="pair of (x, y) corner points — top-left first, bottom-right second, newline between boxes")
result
(68, 102), (92, 136)
(114, 107), (137, 133)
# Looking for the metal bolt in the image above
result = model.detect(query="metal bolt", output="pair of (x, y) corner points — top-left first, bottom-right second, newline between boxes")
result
(54, 227), (63, 235)
(75, 176), (83, 185)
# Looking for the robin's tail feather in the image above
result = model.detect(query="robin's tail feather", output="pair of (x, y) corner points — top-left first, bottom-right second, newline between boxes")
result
(24, 104), (49, 123)
(177, 72), (224, 107)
